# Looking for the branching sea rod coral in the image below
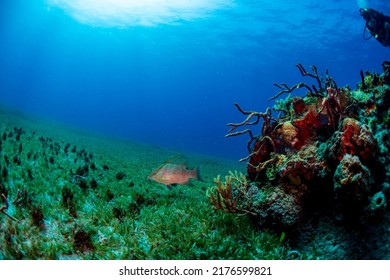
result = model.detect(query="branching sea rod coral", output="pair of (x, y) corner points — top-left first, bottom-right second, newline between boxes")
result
(210, 62), (390, 230)
(226, 64), (349, 181)
(207, 171), (256, 216)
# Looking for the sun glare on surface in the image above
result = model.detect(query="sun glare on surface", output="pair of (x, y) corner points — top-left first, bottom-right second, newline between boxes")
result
(47, 0), (233, 27)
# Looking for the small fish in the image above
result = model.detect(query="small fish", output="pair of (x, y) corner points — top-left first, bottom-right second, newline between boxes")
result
(148, 162), (200, 188)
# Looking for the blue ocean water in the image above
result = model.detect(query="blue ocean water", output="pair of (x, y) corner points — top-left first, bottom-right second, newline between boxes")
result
(0, 0), (389, 160)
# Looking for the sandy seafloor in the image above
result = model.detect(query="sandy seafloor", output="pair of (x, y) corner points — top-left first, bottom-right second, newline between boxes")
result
(1, 104), (389, 260)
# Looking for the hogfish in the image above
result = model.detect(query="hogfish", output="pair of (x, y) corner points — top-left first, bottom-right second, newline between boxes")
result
(148, 162), (200, 188)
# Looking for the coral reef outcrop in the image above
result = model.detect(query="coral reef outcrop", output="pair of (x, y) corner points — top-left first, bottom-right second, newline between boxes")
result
(209, 62), (390, 231)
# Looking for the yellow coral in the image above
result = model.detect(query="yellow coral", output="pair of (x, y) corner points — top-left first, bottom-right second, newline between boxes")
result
(278, 121), (298, 144)
(207, 171), (256, 216)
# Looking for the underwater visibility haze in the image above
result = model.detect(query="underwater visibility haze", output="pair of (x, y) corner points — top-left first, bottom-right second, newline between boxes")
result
(0, 0), (389, 159)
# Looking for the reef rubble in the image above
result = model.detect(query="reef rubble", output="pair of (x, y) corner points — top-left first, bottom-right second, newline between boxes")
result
(208, 62), (390, 233)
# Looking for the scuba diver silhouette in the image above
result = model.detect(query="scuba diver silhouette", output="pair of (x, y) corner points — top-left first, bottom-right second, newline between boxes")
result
(360, 7), (390, 47)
